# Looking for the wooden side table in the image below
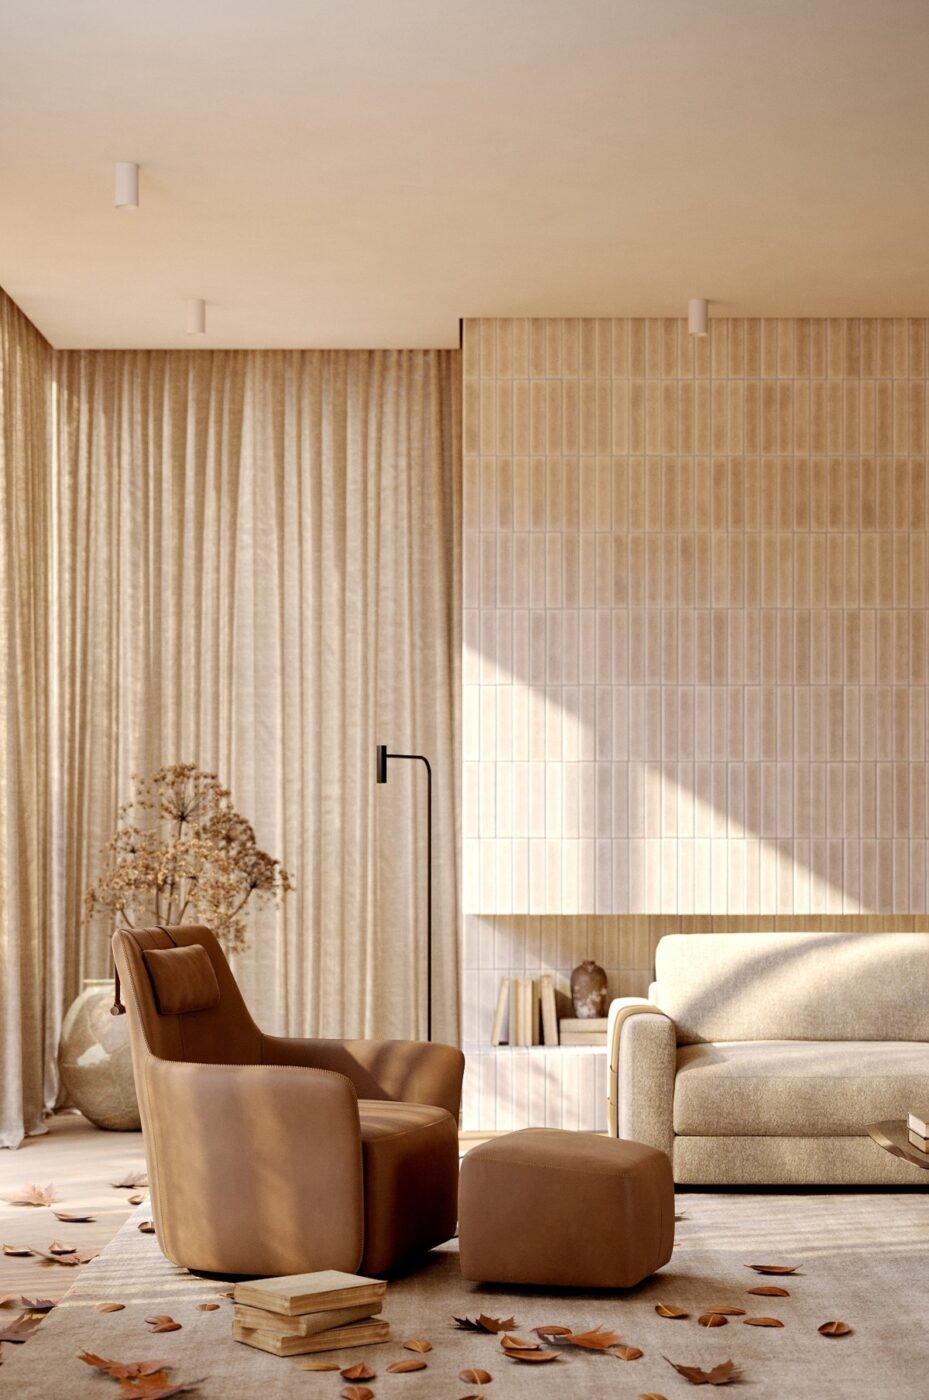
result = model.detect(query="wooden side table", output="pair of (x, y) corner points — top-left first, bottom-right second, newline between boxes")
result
(867, 1120), (929, 1170)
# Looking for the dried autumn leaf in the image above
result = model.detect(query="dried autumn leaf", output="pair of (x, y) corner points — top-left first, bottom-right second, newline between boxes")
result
(747, 1285), (790, 1297)
(2, 1244), (34, 1257)
(340, 1389), (374, 1400)
(79, 1353), (169, 1380)
(638, 1394), (669, 1399)
(25, 1245), (80, 1266)
(112, 1170), (149, 1189)
(20, 1298), (56, 1312)
(614, 1345), (643, 1360)
(145, 1315), (182, 1333)
(532, 1324), (572, 1339)
(52, 1209), (95, 1223)
(48, 1240), (76, 1255)
(138, 1221), (156, 1235)
(128, 1194), (147, 1206)
(2, 1183), (59, 1207)
(703, 1306), (745, 1316)
(300, 1361), (339, 1371)
(388, 1359), (428, 1372)
(666, 1357), (744, 1386)
(118, 1374), (206, 1400)
(500, 1334), (539, 1350)
(502, 1350), (561, 1363)
(0, 1312), (44, 1344)
(454, 1313), (515, 1334)
(818, 1320), (852, 1336)
(218, 1290), (234, 1300)
(459, 1368), (493, 1383)
(747, 1263), (800, 1275)
(655, 1303), (689, 1319)
(742, 1316), (784, 1328)
(96, 1302), (126, 1313)
(565, 1325), (623, 1350)
(340, 1362), (376, 1380)
(698, 1313), (728, 1328)
(196, 1303), (219, 1312)
(402, 1338), (432, 1352)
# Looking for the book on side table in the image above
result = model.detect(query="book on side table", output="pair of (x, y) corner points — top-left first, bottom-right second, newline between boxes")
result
(232, 1269), (388, 1356)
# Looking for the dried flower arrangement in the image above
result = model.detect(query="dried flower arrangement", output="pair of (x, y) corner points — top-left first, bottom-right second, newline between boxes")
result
(85, 764), (293, 954)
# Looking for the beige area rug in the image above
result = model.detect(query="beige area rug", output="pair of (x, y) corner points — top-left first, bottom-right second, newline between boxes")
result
(1, 1193), (926, 1399)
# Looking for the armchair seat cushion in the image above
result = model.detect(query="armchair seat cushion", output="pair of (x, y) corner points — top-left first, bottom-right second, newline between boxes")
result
(674, 1040), (929, 1137)
(358, 1101), (459, 1274)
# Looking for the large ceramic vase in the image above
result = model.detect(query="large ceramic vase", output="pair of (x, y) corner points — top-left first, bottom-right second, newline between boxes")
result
(570, 959), (609, 1018)
(58, 978), (141, 1131)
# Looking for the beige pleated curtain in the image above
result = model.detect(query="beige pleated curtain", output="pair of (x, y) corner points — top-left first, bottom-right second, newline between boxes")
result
(1, 296), (462, 1147)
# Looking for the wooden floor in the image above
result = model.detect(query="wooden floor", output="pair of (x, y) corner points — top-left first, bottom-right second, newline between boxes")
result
(0, 1114), (494, 1300)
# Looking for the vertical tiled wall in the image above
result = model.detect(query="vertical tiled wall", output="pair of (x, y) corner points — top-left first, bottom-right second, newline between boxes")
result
(464, 317), (929, 918)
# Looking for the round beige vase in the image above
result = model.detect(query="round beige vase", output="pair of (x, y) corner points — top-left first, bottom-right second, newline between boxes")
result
(58, 978), (141, 1131)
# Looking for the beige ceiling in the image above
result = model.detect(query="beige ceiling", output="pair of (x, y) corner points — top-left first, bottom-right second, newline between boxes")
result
(2, 0), (929, 348)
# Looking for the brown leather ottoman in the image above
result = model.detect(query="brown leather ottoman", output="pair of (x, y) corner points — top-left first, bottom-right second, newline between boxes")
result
(458, 1128), (674, 1287)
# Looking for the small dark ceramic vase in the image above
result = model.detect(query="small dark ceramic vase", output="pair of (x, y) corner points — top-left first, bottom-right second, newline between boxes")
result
(570, 959), (608, 1018)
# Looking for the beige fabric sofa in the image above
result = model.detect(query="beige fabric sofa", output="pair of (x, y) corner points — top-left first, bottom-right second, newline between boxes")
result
(608, 932), (929, 1185)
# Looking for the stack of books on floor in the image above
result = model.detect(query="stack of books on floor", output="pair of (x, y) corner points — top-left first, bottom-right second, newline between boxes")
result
(559, 1017), (608, 1046)
(907, 1110), (929, 1153)
(232, 1269), (388, 1356)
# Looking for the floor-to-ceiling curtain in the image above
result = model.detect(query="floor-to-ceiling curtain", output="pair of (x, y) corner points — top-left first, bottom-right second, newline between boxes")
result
(2, 341), (461, 1148)
(0, 291), (53, 1148)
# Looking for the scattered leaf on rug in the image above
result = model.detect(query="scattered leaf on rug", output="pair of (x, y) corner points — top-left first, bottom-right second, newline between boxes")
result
(21, 1297), (57, 1312)
(666, 1357), (743, 1386)
(53, 1209), (95, 1223)
(459, 1368), (493, 1383)
(112, 1171), (149, 1190)
(218, 1290), (234, 1300)
(340, 1388), (374, 1400)
(564, 1325), (623, 1350)
(196, 1303), (219, 1312)
(2, 1244), (34, 1257)
(818, 1320), (853, 1337)
(25, 1245), (80, 1266)
(747, 1263), (800, 1275)
(145, 1315), (182, 1333)
(402, 1338), (432, 1352)
(117, 1374), (205, 1399)
(388, 1359), (428, 1372)
(96, 1303), (126, 1313)
(454, 1314), (515, 1334)
(128, 1194), (147, 1206)
(655, 1303), (689, 1319)
(638, 1393), (670, 1399)
(502, 1350), (561, 1363)
(0, 1312), (44, 1344)
(49, 1240), (77, 1255)
(702, 1306), (745, 1316)
(532, 1325), (571, 1340)
(698, 1314), (728, 1327)
(614, 1345), (643, 1360)
(0, 1296), (14, 1307)
(138, 1221), (156, 1235)
(747, 1285), (790, 1297)
(300, 1361), (340, 1371)
(499, 1334), (539, 1350)
(79, 1354), (168, 1379)
(2, 1183), (59, 1207)
(340, 1362), (376, 1380)
(742, 1316), (784, 1328)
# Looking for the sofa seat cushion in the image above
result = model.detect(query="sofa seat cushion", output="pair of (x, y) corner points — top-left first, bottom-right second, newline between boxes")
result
(674, 1040), (929, 1137)
(357, 1100), (458, 1274)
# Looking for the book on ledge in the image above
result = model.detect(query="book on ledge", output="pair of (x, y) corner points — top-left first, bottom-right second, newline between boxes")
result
(234, 1268), (386, 1318)
(233, 1317), (390, 1356)
(907, 1111), (929, 1139)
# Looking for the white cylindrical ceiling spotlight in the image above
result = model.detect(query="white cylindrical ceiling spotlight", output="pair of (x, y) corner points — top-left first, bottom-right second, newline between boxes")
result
(688, 297), (708, 336)
(186, 298), (206, 336)
(114, 161), (140, 209)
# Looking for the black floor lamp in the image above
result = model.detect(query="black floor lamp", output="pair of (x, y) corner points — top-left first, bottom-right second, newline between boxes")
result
(375, 744), (433, 1042)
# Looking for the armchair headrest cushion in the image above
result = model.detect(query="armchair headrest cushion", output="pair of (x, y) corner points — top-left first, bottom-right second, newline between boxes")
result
(142, 943), (221, 1016)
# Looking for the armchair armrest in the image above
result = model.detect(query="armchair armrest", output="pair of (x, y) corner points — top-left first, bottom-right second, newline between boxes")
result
(143, 1057), (364, 1276)
(607, 997), (676, 1159)
(262, 1035), (465, 1121)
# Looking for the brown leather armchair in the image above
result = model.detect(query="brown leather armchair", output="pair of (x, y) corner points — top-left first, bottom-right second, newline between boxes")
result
(112, 924), (464, 1278)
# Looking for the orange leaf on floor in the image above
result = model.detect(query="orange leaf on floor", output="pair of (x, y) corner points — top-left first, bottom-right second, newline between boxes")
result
(2, 1183), (59, 1207)
(747, 1285), (790, 1297)
(818, 1320), (853, 1337)
(655, 1304), (689, 1319)
(112, 1171), (149, 1190)
(53, 1210), (95, 1223)
(454, 1314), (515, 1334)
(388, 1359), (428, 1372)
(613, 1345), (643, 1360)
(196, 1304), (219, 1312)
(340, 1388), (374, 1400)
(702, 1306), (745, 1315)
(95, 1303), (125, 1313)
(0, 1311), (44, 1344)
(666, 1357), (744, 1386)
(502, 1349), (561, 1363)
(300, 1361), (339, 1371)
(499, 1334), (539, 1350)
(402, 1338), (432, 1352)
(21, 1298), (56, 1312)
(138, 1221), (156, 1235)
(532, 1325), (571, 1339)
(698, 1313), (728, 1327)
(145, 1315), (182, 1334)
(340, 1362), (376, 1381)
(459, 1367), (493, 1383)
(746, 1263), (800, 1275)
(742, 1316), (784, 1328)
(565, 1325), (623, 1350)
(79, 1352), (169, 1380)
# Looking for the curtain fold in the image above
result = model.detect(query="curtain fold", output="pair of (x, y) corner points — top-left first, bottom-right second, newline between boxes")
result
(1, 339), (461, 1147)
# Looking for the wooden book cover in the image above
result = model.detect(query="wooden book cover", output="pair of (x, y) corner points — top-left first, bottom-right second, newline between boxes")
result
(529, 977), (540, 1045)
(540, 974), (558, 1045)
(234, 1269), (386, 1318)
(491, 976), (510, 1045)
(233, 1318), (390, 1356)
(234, 1300), (381, 1337)
(508, 978), (524, 1045)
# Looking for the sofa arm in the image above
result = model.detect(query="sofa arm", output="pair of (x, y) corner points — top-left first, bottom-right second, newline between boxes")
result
(607, 998), (676, 1159)
(262, 1035), (465, 1121)
(144, 1057), (364, 1276)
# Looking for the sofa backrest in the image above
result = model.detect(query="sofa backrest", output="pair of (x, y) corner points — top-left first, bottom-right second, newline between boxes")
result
(655, 932), (929, 1043)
